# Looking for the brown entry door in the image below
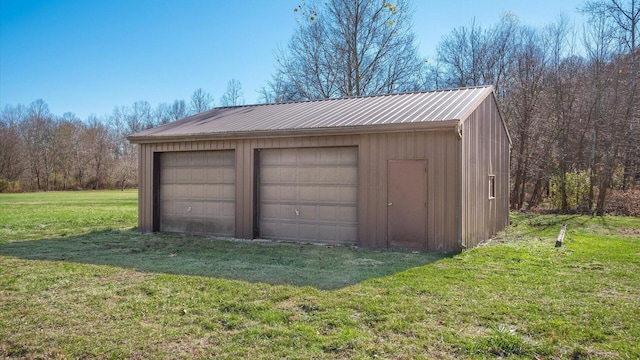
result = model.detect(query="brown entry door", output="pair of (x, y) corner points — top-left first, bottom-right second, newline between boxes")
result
(387, 160), (427, 249)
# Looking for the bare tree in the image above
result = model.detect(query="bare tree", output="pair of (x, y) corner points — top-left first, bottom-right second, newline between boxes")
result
(110, 103), (142, 190)
(0, 104), (26, 190)
(437, 19), (485, 88)
(19, 100), (55, 190)
(582, 0), (640, 190)
(581, 8), (618, 210)
(168, 100), (188, 121)
(71, 119), (90, 189)
(544, 15), (583, 211)
(502, 26), (549, 210)
(190, 88), (215, 113)
(257, 87), (274, 104)
(220, 79), (245, 106)
(261, 68), (302, 103)
(154, 103), (172, 125)
(1, 95), (199, 192)
(580, 0), (640, 214)
(52, 113), (81, 190)
(84, 115), (112, 190)
(436, 13), (518, 95)
(273, 0), (423, 100)
(131, 101), (155, 129)
(582, 0), (639, 51)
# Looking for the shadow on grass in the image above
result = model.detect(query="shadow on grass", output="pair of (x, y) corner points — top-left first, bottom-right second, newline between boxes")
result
(509, 213), (590, 238)
(0, 230), (450, 290)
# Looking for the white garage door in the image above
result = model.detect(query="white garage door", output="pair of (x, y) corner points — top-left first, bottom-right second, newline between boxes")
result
(258, 147), (358, 244)
(159, 151), (235, 236)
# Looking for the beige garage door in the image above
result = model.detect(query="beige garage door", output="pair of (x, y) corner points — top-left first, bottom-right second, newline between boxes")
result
(259, 147), (358, 244)
(159, 151), (235, 236)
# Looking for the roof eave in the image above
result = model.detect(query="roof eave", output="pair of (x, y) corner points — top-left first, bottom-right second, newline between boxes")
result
(127, 120), (461, 144)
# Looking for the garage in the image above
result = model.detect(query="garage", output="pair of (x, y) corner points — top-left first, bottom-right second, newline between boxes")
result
(130, 86), (512, 252)
(257, 147), (358, 244)
(159, 150), (235, 236)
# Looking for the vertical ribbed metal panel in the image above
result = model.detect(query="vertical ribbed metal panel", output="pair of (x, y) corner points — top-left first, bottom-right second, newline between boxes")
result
(137, 143), (154, 232)
(136, 144), (145, 231)
(460, 96), (510, 248)
(136, 130), (465, 251)
(355, 131), (460, 251)
(242, 141), (253, 237)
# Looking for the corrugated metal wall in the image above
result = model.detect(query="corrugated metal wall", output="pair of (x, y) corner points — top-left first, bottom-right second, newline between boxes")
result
(358, 131), (460, 251)
(137, 129), (462, 251)
(460, 96), (510, 248)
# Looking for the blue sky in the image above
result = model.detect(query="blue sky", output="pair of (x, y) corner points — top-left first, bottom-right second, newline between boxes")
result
(1, 0), (586, 120)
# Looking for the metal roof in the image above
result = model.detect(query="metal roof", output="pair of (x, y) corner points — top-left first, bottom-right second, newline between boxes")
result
(129, 86), (494, 142)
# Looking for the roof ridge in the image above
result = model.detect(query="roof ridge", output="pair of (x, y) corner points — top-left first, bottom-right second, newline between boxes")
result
(217, 85), (494, 110)
(128, 86), (497, 141)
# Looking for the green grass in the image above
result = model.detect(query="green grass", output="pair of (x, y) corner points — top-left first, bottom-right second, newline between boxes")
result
(0, 190), (138, 240)
(1, 191), (639, 359)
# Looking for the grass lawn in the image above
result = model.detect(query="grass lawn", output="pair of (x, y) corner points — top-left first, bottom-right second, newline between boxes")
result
(1, 191), (639, 359)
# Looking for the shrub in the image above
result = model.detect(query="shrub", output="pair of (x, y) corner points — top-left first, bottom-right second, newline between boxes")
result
(549, 170), (591, 211)
(0, 179), (9, 193)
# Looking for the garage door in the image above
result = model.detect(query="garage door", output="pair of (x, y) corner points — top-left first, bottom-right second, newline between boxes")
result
(258, 147), (358, 244)
(159, 150), (235, 236)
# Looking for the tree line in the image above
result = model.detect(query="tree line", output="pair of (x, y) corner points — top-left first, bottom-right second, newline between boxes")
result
(1, 0), (638, 216)
(257, 0), (638, 214)
(0, 81), (244, 192)
(427, 3), (639, 214)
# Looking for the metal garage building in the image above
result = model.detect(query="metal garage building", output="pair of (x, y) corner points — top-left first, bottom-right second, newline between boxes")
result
(128, 86), (511, 252)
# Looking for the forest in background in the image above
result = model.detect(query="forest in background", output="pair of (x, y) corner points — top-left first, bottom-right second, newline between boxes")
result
(0, 0), (638, 216)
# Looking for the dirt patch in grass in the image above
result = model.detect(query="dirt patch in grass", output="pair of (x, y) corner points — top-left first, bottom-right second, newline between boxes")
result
(345, 258), (384, 266)
(621, 227), (640, 237)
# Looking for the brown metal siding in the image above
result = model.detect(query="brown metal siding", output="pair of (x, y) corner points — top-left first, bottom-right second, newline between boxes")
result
(460, 96), (510, 247)
(135, 130), (461, 251)
(358, 131), (460, 252)
(137, 143), (154, 233)
(131, 88), (512, 252)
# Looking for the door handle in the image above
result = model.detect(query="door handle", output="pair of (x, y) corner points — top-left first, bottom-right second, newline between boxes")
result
(387, 202), (392, 206)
